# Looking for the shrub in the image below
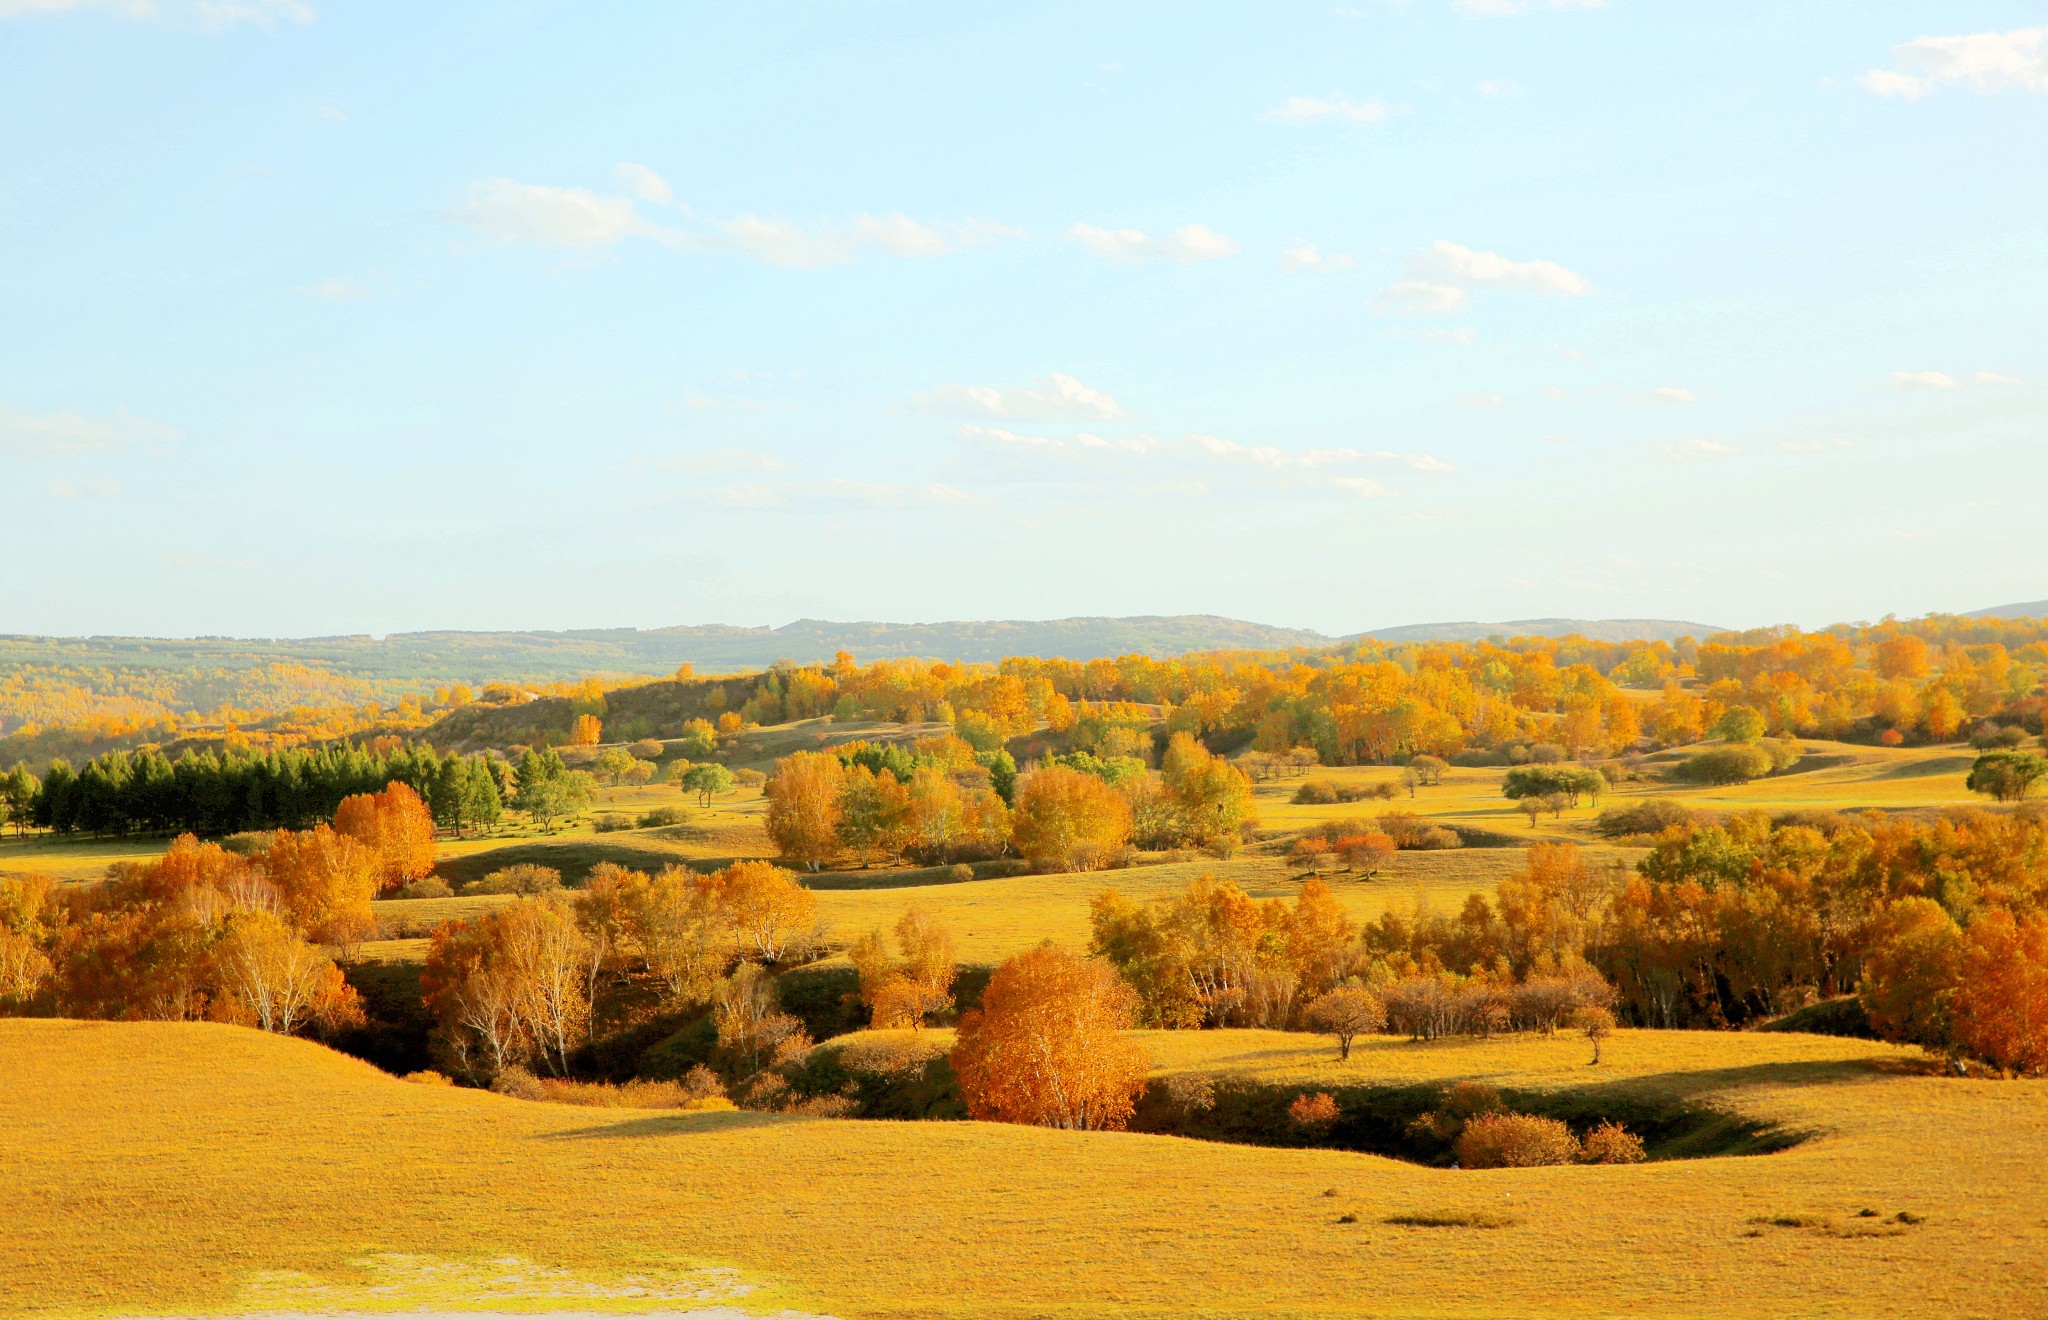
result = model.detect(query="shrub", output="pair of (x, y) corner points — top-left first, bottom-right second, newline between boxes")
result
(1164, 1073), (1216, 1116)
(592, 813), (636, 833)
(1293, 779), (1342, 805)
(1385, 1209), (1516, 1229)
(946, 863), (976, 883)
(734, 768), (768, 790)
(1289, 1091), (1341, 1130)
(488, 1065), (547, 1101)
(628, 738), (667, 760)
(1377, 812), (1460, 850)
(1595, 798), (1699, 839)
(219, 831), (273, 858)
(1455, 1112), (1580, 1168)
(402, 1070), (453, 1086)
(1672, 745), (1774, 786)
(638, 806), (690, 828)
(1579, 1121), (1647, 1164)
(396, 875), (453, 900)
(1971, 723), (2030, 751)
(463, 864), (562, 897)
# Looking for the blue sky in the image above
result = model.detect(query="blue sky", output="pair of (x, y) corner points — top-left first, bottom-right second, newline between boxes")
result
(2, 1), (2044, 639)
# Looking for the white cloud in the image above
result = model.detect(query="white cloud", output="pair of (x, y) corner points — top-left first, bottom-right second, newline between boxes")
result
(1259, 94), (1397, 123)
(1861, 27), (2048, 100)
(659, 449), (787, 475)
(1414, 240), (1590, 295)
(1069, 222), (1240, 262)
(1191, 435), (1368, 469)
(1456, 0), (1605, 15)
(1648, 386), (1697, 403)
(197, 0), (310, 26)
(1658, 438), (1739, 461)
(917, 374), (1127, 423)
(1892, 370), (1958, 390)
(1385, 327), (1478, 345)
(1372, 450), (1456, 472)
(714, 479), (988, 510)
(291, 277), (370, 300)
(1975, 370), (2028, 386)
(962, 424), (1163, 457)
(453, 178), (671, 248)
(1457, 392), (1505, 408)
(1374, 241), (1588, 315)
(0, 401), (178, 457)
(47, 477), (119, 500)
(0, 0), (309, 22)
(1281, 242), (1356, 273)
(1329, 476), (1393, 497)
(1372, 280), (1468, 316)
(1477, 79), (1525, 98)
(614, 162), (672, 204)
(452, 176), (1022, 268)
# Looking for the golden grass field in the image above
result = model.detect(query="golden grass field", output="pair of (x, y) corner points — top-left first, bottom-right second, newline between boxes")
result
(3, 737), (2035, 1318)
(4, 1018), (2044, 1319)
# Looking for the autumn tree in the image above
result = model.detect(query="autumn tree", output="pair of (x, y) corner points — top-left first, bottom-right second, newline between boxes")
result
(1952, 908), (2048, 1075)
(332, 781), (437, 894)
(765, 750), (845, 871)
(1305, 984), (1385, 1060)
(702, 859), (819, 963)
(1571, 1003), (1615, 1065)
(260, 824), (380, 949)
(950, 942), (1152, 1131)
(836, 763), (909, 867)
(1011, 765), (1133, 872)
(1858, 897), (1964, 1050)
(570, 714), (603, 746)
(214, 909), (364, 1034)
(849, 904), (958, 1030)
(713, 961), (805, 1074)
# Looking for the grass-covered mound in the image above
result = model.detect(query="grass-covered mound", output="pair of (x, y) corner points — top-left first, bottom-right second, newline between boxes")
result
(8, 1019), (2044, 1320)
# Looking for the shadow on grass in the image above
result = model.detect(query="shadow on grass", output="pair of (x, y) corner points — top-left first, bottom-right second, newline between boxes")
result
(536, 1110), (797, 1140)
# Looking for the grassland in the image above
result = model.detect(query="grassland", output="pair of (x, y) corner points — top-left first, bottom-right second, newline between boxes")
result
(4, 1018), (2044, 1319)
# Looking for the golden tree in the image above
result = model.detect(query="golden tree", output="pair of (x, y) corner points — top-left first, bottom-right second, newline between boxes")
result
(332, 781), (437, 893)
(950, 942), (1151, 1130)
(1011, 766), (1133, 872)
(764, 750), (845, 871)
(703, 859), (819, 963)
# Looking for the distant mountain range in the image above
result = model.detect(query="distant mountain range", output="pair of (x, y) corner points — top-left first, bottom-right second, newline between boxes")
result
(2, 614), (1741, 687)
(1965, 600), (2048, 620)
(1361, 617), (1721, 644)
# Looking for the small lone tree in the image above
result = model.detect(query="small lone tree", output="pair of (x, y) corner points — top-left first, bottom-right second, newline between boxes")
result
(1305, 985), (1386, 1060)
(1572, 1004), (1616, 1065)
(1289, 1091), (1340, 1133)
(1966, 751), (2048, 804)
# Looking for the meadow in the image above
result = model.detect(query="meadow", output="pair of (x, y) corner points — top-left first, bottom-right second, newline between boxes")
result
(4, 1017), (2042, 1320)
(2, 723), (2034, 1319)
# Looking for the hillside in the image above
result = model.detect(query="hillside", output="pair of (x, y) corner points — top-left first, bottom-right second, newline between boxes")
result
(4, 1019), (2044, 1319)
(1363, 618), (1721, 644)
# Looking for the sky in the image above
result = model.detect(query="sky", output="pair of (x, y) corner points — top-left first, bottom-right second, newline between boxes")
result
(2, 1), (2045, 640)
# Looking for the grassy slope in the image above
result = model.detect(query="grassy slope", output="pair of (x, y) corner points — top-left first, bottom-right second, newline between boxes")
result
(3, 1020), (2045, 1319)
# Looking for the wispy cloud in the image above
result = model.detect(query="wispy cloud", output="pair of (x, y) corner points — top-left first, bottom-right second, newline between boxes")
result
(1975, 370), (2028, 386)
(1658, 438), (1738, 461)
(916, 374), (1127, 423)
(1477, 79), (1525, 98)
(0, 0), (310, 24)
(1069, 222), (1239, 263)
(1281, 242), (1357, 273)
(1385, 327), (1478, 345)
(1374, 240), (1589, 314)
(450, 173), (1024, 269)
(47, 477), (119, 500)
(291, 277), (371, 300)
(1457, 392), (1505, 409)
(0, 401), (179, 458)
(1258, 93), (1400, 123)
(1647, 386), (1696, 404)
(712, 479), (989, 511)
(961, 424), (1164, 457)
(1456, 0), (1604, 15)
(1891, 370), (1957, 390)
(1860, 27), (2048, 100)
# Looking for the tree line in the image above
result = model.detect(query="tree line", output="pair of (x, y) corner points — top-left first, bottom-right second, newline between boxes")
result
(12, 742), (504, 839)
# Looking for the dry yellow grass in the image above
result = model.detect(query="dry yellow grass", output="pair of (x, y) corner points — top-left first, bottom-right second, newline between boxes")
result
(3, 1019), (2045, 1319)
